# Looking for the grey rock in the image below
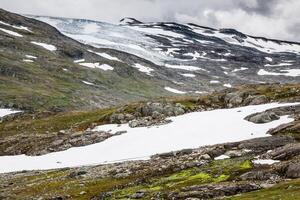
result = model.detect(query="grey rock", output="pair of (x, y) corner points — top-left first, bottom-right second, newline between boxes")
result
(285, 163), (300, 178)
(246, 112), (279, 124)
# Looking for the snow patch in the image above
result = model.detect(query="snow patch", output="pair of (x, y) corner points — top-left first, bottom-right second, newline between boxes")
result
(253, 159), (280, 165)
(232, 67), (248, 72)
(82, 81), (95, 86)
(224, 84), (232, 88)
(265, 63), (292, 67)
(0, 109), (20, 118)
(165, 64), (204, 71)
(23, 59), (34, 63)
(0, 102), (298, 173)
(74, 59), (85, 63)
(258, 69), (300, 77)
(0, 20), (31, 32)
(0, 27), (23, 37)
(265, 57), (273, 62)
(210, 80), (220, 84)
(214, 155), (230, 160)
(25, 55), (37, 59)
(31, 42), (57, 51)
(132, 64), (154, 75)
(79, 63), (114, 71)
(164, 87), (186, 94)
(181, 73), (196, 78)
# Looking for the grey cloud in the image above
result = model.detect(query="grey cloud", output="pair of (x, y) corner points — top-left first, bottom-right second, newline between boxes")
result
(238, 0), (279, 15)
(0, 0), (299, 42)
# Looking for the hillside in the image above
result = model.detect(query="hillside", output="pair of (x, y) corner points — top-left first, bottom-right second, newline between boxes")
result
(0, 9), (171, 112)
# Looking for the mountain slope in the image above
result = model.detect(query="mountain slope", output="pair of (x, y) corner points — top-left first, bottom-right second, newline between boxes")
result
(0, 9), (172, 111)
(32, 16), (300, 91)
(1, 9), (300, 112)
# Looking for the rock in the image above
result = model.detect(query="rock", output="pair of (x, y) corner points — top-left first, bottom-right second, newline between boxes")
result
(265, 143), (300, 160)
(240, 170), (280, 181)
(238, 136), (295, 151)
(199, 154), (211, 160)
(246, 112), (279, 124)
(229, 95), (243, 107)
(285, 163), (300, 178)
(130, 191), (145, 199)
(248, 95), (269, 105)
(225, 150), (243, 158)
(110, 113), (125, 124)
(69, 170), (88, 178)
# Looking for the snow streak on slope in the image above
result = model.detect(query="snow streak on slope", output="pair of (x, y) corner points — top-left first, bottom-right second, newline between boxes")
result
(0, 109), (20, 117)
(32, 16), (172, 65)
(188, 24), (300, 54)
(0, 102), (298, 173)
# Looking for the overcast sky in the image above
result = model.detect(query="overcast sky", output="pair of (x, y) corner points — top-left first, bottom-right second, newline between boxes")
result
(1, 0), (299, 42)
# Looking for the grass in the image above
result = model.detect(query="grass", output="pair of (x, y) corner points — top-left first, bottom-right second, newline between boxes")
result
(0, 107), (116, 139)
(110, 157), (254, 199)
(229, 178), (300, 200)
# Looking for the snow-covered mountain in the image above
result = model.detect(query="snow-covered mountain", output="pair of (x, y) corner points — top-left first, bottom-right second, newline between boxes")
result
(32, 16), (300, 93)
(1, 8), (300, 111)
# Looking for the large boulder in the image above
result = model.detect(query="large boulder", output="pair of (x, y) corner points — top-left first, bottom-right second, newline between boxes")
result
(245, 112), (279, 124)
(244, 95), (269, 105)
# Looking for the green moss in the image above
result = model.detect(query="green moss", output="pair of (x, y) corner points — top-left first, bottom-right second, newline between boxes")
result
(229, 178), (300, 200)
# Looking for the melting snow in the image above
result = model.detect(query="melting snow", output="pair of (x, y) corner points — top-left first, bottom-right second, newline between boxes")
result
(23, 59), (34, 63)
(0, 20), (31, 32)
(265, 57), (273, 62)
(224, 84), (232, 88)
(0, 109), (20, 118)
(232, 67), (248, 72)
(164, 87), (186, 94)
(0, 102), (298, 173)
(165, 64), (204, 71)
(79, 63), (114, 71)
(82, 81), (95, 86)
(74, 59), (85, 63)
(0, 27), (23, 37)
(258, 69), (300, 77)
(89, 50), (121, 62)
(181, 73), (196, 78)
(31, 42), (57, 51)
(25, 55), (37, 59)
(214, 155), (230, 160)
(210, 80), (220, 84)
(253, 159), (280, 165)
(265, 63), (292, 67)
(132, 64), (154, 75)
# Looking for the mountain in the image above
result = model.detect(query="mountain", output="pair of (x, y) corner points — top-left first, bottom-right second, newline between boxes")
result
(0, 10), (171, 112)
(1, 9), (300, 199)
(0, 9), (300, 111)
(32, 16), (300, 89)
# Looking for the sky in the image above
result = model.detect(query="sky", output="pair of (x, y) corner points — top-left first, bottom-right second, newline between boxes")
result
(1, 0), (299, 42)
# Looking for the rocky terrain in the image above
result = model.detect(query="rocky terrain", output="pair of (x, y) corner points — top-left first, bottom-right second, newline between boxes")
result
(0, 83), (300, 199)
(1, 8), (300, 200)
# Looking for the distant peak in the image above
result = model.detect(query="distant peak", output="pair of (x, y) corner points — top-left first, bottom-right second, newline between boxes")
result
(119, 17), (142, 25)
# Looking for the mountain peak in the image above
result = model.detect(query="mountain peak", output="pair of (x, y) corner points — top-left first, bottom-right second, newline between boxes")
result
(119, 17), (142, 25)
